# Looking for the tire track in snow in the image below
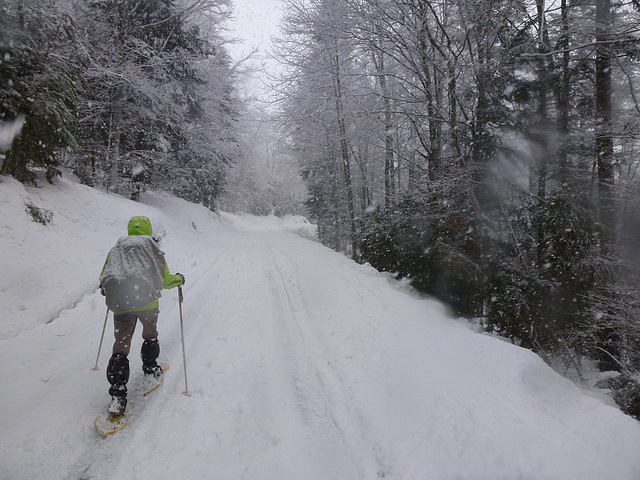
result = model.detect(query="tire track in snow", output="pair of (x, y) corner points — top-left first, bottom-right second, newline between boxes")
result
(264, 244), (399, 479)
(180, 247), (230, 292)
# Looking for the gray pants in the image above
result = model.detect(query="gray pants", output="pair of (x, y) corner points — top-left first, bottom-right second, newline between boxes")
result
(112, 308), (159, 356)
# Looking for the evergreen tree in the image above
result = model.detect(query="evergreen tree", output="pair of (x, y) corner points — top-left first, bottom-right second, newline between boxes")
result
(0, 0), (83, 183)
(73, 0), (238, 208)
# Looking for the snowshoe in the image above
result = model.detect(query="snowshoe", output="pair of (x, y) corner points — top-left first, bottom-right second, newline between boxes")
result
(139, 362), (169, 396)
(95, 363), (168, 436)
(96, 401), (131, 436)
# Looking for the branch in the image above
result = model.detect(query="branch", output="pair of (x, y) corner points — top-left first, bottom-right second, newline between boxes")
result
(593, 346), (633, 376)
(521, 37), (640, 58)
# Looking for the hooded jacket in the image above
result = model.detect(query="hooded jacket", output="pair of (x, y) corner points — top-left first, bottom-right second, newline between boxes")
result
(100, 216), (183, 312)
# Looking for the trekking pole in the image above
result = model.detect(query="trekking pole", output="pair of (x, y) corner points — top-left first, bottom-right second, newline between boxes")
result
(92, 306), (110, 371)
(178, 285), (190, 396)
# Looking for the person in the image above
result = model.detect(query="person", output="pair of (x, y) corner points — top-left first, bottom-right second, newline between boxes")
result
(99, 216), (184, 415)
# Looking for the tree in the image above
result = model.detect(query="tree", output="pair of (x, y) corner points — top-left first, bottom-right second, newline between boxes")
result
(72, 0), (238, 208)
(595, 0), (615, 249)
(0, 0), (83, 183)
(220, 102), (307, 216)
(276, 0), (640, 418)
(275, 0), (370, 254)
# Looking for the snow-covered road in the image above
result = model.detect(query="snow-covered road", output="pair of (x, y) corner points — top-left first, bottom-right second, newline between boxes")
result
(2, 173), (640, 479)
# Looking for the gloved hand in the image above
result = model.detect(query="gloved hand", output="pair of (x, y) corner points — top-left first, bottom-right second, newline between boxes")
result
(176, 273), (185, 286)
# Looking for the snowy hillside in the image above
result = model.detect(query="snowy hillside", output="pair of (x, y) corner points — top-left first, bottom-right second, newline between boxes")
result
(1, 171), (640, 480)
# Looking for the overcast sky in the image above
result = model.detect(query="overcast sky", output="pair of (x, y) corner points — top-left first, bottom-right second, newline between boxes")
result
(227, 0), (284, 99)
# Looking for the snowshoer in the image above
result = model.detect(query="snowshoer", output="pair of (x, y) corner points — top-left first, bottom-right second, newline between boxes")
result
(99, 216), (184, 415)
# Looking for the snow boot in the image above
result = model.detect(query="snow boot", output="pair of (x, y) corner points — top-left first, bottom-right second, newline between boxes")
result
(107, 352), (130, 398)
(108, 395), (127, 416)
(141, 339), (162, 378)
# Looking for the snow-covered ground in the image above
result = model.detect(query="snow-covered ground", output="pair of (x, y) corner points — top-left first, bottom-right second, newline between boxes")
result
(2, 171), (640, 480)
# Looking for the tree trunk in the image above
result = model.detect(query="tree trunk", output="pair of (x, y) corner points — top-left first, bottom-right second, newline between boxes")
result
(376, 54), (396, 208)
(536, 0), (548, 268)
(448, 66), (463, 166)
(416, 14), (441, 181)
(557, 0), (570, 185)
(595, 0), (615, 250)
(107, 98), (122, 193)
(331, 51), (357, 256)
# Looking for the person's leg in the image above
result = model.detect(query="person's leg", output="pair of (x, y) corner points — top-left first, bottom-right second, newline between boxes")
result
(107, 313), (137, 413)
(112, 312), (138, 356)
(107, 353), (129, 412)
(138, 309), (162, 376)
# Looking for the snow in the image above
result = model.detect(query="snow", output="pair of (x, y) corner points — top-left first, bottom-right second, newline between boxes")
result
(0, 115), (25, 149)
(1, 170), (640, 480)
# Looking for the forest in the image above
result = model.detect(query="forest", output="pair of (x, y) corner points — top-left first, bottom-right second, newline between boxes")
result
(273, 0), (640, 419)
(2, 0), (640, 418)
(0, 0), (238, 208)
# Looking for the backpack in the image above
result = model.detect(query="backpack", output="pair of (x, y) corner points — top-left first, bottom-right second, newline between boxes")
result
(100, 236), (166, 314)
